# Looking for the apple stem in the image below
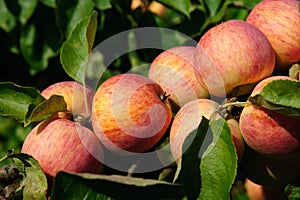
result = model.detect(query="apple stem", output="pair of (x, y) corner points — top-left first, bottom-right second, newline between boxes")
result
(159, 91), (170, 102)
(127, 164), (138, 177)
(219, 101), (252, 110)
(0, 154), (9, 163)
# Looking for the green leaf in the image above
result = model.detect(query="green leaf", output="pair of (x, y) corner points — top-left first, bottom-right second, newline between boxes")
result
(239, 0), (262, 9)
(86, 10), (98, 53)
(93, 0), (112, 10)
(0, 82), (67, 126)
(20, 7), (62, 75)
(194, 1), (235, 38)
(8, 153), (47, 200)
(156, 0), (190, 18)
(17, 0), (38, 25)
(204, 0), (222, 17)
(199, 119), (237, 200)
(52, 172), (184, 200)
(0, 0), (17, 32)
(260, 80), (300, 109)
(24, 95), (67, 127)
(173, 117), (209, 199)
(0, 82), (45, 123)
(55, 0), (95, 38)
(249, 80), (300, 118)
(249, 95), (300, 118)
(285, 185), (300, 200)
(60, 11), (98, 82)
(39, 0), (56, 8)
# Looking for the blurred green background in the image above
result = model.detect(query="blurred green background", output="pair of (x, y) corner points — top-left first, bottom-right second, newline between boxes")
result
(0, 0), (261, 159)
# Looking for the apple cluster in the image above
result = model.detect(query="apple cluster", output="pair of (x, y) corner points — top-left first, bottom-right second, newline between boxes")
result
(20, 0), (300, 196)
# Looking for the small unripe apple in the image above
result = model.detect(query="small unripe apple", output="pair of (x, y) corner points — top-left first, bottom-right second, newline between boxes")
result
(246, 0), (300, 70)
(92, 73), (172, 153)
(148, 46), (209, 111)
(240, 76), (300, 158)
(21, 118), (104, 185)
(194, 20), (275, 97)
(41, 81), (95, 118)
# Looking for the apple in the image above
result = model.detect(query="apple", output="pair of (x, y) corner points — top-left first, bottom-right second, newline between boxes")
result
(169, 99), (244, 162)
(92, 73), (172, 153)
(246, 0), (300, 70)
(239, 76), (300, 158)
(241, 147), (300, 186)
(41, 81), (95, 118)
(169, 99), (220, 161)
(244, 178), (284, 200)
(227, 118), (245, 163)
(193, 20), (275, 97)
(148, 46), (209, 111)
(21, 118), (104, 187)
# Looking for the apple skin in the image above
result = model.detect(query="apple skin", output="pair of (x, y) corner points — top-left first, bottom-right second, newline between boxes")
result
(169, 99), (220, 161)
(21, 118), (104, 185)
(41, 81), (95, 118)
(241, 146), (300, 187)
(194, 20), (275, 97)
(227, 118), (245, 163)
(92, 73), (172, 153)
(244, 178), (284, 200)
(148, 46), (209, 111)
(246, 0), (300, 70)
(169, 99), (244, 162)
(240, 76), (300, 158)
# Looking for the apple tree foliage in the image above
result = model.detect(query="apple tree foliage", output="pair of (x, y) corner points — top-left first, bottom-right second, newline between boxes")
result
(0, 0), (300, 199)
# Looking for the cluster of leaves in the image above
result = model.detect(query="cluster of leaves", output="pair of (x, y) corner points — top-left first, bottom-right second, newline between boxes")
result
(0, 0), (260, 86)
(1, 0), (300, 199)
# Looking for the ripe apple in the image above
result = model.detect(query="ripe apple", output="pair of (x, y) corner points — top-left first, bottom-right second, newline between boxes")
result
(244, 178), (284, 200)
(226, 118), (245, 163)
(148, 46), (209, 111)
(169, 99), (220, 161)
(92, 73), (172, 153)
(240, 76), (300, 158)
(246, 0), (300, 70)
(241, 146), (300, 186)
(21, 118), (104, 187)
(169, 99), (244, 162)
(41, 81), (95, 118)
(193, 20), (275, 97)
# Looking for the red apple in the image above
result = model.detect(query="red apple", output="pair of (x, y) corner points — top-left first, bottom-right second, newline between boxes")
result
(41, 81), (95, 118)
(170, 99), (245, 162)
(148, 46), (209, 111)
(21, 118), (104, 186)
(240, 76), (300, 158)
(92, 73), (172, 153)
(244, 178), (284, 200)
(169, 99), (220, 162)
(194, 20), (275, 97)
(227, 118), (245, 163)
(246, 0), (300, 70)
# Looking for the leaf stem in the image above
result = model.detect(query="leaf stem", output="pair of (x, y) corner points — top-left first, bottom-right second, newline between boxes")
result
(0, 154), (9, 163)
